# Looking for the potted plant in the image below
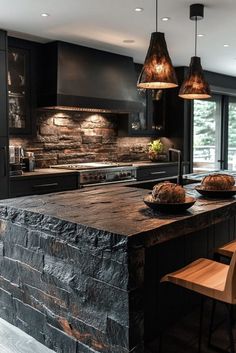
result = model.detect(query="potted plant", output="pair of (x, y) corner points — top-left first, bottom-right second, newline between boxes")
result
(148, 139), (166, 162)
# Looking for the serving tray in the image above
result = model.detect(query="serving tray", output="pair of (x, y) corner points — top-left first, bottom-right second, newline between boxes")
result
(143, 194), (196, 213)
(195, 185), (236, 198)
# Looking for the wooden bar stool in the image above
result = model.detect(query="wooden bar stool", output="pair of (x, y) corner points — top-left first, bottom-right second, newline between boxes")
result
(214, 240), (236, 261)
(161, 250), (236, 353)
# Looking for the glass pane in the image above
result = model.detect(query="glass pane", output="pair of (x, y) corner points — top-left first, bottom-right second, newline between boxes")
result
(130, 89), (148, 132)
(193, 97), (221, 172)
(8, 47), (27, 130)
(228, 98), (236, 171)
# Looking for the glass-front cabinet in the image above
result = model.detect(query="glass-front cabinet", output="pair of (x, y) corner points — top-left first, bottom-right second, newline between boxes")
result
(8, 46), (31, 134)
(125, 89), (166, 136)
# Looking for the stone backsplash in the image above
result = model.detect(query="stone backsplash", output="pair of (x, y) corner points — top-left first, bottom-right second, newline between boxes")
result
(10, 110), (156, 168)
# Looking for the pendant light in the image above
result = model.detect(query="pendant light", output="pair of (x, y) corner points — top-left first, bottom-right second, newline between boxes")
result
(137, 0), (178, 89)
(179, 4), (211, 100)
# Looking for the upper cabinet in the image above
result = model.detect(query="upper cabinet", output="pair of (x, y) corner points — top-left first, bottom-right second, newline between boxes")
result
(0, 31), (8, 137)
(8, 46), (31, 134)
(118, 64), (166, 137)
(7, 37), (41, 135)
(0, 30), (9, 199)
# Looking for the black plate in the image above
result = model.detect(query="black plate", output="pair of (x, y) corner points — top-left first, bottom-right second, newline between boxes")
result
(143, 195), (196, 213)
(195, 186), (236, 198)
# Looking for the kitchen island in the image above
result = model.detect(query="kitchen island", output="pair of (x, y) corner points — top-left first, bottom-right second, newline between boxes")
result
(0, 185), (236, 353)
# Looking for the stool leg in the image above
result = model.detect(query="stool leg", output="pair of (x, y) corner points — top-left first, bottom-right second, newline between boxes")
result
(158, 333), (163, 353)
(214, 252), (221, 262)
(225, 304), (235, 353)
(198, 297), (205, 353)
(208, 299), (216, 348)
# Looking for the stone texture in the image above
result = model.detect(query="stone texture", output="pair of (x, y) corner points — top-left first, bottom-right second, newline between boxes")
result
(0, 196), (134, 352)
(10, 110), (152, 168)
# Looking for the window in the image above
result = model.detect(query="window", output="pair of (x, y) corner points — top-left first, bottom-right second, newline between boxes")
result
(228, 97), (236, 171)
(193, 94), (236, 172)
(193, 96), (222, 171)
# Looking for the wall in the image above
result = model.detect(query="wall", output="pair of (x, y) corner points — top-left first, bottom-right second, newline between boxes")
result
(9, 109), (161, 168)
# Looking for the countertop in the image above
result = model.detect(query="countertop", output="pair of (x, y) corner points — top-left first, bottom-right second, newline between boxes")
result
(10, 162), (179, 179)
(10, 168), (78, 179)
(1, 184), (236, 247)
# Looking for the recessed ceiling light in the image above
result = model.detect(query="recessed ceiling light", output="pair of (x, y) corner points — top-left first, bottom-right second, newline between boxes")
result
(135, 7), (144, 12)
(41, 13), (50, 17)
(123, 39), (135, 43)
(224, 44), (230, 47)
(197, 34), (205, 37)
(161, 17), (170, 21)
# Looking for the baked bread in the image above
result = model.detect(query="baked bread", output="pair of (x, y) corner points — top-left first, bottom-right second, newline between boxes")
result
(152, 182), (185, 204)
(201, 174), (235, 191)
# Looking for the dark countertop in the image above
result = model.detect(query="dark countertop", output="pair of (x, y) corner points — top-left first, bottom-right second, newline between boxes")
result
(10, 168), (78, 179)
(1, 184), (236, 247)
(10, 162), (179, 179)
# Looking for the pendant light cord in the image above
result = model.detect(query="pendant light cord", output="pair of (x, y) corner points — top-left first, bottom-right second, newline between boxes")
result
(195, 18), (197, 56)
(156, 0), (158, 32)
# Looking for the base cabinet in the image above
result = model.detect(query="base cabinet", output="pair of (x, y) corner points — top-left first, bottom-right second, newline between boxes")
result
(136, 163), (178, 181)
(10, 174), (79, 197)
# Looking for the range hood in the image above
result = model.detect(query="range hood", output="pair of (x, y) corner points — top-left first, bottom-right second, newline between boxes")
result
(38, 41), (142, 113)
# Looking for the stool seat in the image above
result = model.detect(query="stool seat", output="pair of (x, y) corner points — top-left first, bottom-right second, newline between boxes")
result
(161, 251), (236, 352)
(215, 240), (236, 259)
(161, 258), (233, 304)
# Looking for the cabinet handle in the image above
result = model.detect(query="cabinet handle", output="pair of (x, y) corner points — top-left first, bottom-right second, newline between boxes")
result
(150, 171), (167, 175)
(0, 146), (7, 177)
(32, 182), (59, 190)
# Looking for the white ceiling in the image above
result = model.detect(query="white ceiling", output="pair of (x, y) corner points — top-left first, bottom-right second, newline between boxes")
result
(0, 0), (236, 76)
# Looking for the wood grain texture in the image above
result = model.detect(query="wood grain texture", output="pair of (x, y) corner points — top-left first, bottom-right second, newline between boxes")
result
(161, 249), (236, 304)
(0, 318), (55, 353)
(1, 184), (236, 248)
(215, 239), (236, 258)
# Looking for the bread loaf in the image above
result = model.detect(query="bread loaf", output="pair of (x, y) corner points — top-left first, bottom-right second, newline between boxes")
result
(152, 182), (185, 204)
(201, 174), (235, 191)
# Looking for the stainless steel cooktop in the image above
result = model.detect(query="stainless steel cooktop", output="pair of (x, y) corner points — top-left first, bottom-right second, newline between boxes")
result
(51, 162), (132, 170)
(51, 162), (136, 185)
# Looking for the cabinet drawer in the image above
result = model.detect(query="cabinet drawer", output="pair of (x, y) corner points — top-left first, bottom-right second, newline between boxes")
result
(10, 174), (79, 197)
(136, 164), (177, 181)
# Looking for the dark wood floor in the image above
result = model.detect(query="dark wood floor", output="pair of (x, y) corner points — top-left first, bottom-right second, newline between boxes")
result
(0, 318), (55, 353)
(147, 300), (235, 353)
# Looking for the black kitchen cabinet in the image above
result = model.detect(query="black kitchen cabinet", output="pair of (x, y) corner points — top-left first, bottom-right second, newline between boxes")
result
(8, 37), (41, 135)
(118, 64), (166, 137)
(0, 30), (9, 199)
(136, 163), (178, 181)
(10, 173), (79, 197)
(8, 46), (31, 133)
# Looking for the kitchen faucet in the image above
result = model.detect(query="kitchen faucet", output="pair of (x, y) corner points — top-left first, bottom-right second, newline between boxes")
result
(168, 148), (183, 186)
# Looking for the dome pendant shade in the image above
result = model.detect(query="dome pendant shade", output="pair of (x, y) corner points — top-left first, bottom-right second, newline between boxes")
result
(137, 32), (178, 89)
(178, 56), (211, 99)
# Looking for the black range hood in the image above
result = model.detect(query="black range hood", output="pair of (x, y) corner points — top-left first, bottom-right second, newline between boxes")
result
(38, 41), (142, 113)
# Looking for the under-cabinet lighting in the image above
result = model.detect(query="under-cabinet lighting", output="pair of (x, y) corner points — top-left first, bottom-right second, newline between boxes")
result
(40, 106), (131, 113)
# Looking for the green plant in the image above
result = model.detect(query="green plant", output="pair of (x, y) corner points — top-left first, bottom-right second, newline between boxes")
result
(148, 139), (164, 154)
